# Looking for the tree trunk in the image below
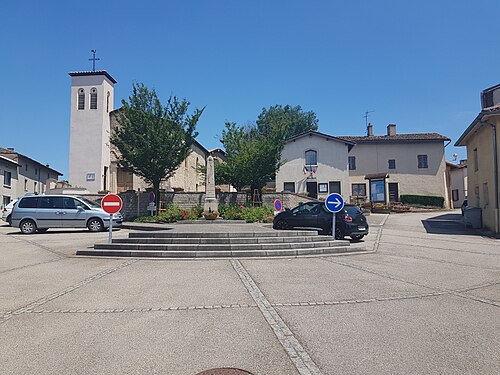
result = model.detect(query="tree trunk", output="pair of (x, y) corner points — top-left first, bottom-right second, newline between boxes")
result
(153, 180), (161, 215)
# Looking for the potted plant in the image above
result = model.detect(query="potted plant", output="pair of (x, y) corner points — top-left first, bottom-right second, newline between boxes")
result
(203, 208), (219, 220)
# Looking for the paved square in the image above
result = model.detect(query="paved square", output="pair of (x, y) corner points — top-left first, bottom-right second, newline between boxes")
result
(1, 210), (499, 375)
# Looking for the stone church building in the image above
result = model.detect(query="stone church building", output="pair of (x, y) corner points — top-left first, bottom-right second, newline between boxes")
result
(68, 70), (217, 194)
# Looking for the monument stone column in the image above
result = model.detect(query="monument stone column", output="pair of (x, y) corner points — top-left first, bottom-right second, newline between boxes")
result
(204, 155), (218, 213)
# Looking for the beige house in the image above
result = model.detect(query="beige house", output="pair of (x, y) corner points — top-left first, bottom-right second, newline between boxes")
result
(446, 161), (467, 209)
(455, 84), (500, 233)
(109, 111), (209, 193)
(276, 131), (355, 199)
(342, 124), (451, 206)
(0, 147), (62, 207)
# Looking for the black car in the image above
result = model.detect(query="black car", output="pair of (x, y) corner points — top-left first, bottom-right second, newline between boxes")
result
(273, 201), (369, 240)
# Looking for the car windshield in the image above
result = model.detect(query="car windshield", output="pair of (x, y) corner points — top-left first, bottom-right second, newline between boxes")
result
(76, 197), (100, 208)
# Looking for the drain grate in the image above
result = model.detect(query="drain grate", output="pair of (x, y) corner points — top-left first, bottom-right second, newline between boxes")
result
(196, 369), (254, 375)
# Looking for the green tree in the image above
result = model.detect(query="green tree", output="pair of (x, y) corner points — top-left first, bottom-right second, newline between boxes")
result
(111, 83), (204, 208)
(217, 105), (318, 201)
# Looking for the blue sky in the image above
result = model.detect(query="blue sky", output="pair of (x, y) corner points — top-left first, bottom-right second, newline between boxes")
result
(1, 0), (499, 178)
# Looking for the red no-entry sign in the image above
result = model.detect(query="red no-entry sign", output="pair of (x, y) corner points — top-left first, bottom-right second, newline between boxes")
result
(101, 194), (123, 214)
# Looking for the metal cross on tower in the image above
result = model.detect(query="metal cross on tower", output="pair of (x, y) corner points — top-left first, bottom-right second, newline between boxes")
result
(89, 49), (100, 72)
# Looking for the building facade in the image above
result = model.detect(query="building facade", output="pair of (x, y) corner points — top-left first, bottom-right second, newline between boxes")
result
(342, 124), (450, 206)
(0, 147), (62, 208)
(276, 131), (355, 199)
(446, 161), (467, 209)
(68, 71), (116, 193)
(455, 83), (500, 233)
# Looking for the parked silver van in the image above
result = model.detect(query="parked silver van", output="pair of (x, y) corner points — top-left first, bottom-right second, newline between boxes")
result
(11, 195), (123, 234)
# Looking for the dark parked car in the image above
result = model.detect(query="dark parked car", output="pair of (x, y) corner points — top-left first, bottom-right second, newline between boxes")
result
(273, 201), (369, 240)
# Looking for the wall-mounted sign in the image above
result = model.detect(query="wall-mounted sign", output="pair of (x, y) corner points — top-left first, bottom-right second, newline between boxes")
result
(86, 173), (96, 181)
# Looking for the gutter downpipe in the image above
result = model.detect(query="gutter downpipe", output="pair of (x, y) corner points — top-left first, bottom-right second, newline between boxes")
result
(481, 120), (499, 233)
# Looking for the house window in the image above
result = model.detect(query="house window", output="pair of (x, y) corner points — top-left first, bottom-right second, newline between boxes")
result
(106, 91), (110, 112)
(388, 159), (396, 169)
(25, 164), (28, 171)
(475, 185), (480, 206)
(3, 171), (11, 187)
(328, 181), (341, 194)
(417, 154), (428, 169)
(34, 181), (37, 193)
(305, 150), (317, 166)
(78, 88), (85, 110)
(352, 183), (366, 197)
(35, 168), (38, 175)
(452, 189), (459, 202)
(318, 183), (328, 193)
(283, 182), (295, 193)
(90, 88), (97, 109)
(24, 179), (28, 191)
(474, 148), (478, 171)
(348, 156), (356, 170)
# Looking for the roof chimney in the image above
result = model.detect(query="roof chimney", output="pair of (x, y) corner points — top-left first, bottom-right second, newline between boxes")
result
(367, 123), (373, 136)
(387, 124), (396, 136)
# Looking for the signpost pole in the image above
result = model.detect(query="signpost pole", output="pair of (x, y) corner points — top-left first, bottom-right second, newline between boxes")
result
(108, 214), (113, 244)
(332, 213), (336, 240)
(325, 193), (344, 242)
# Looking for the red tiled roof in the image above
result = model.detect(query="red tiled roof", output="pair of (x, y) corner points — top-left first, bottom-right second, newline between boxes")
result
(340, 133), (450, 143)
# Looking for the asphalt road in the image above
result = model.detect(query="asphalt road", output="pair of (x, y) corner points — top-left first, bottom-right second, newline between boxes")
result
(0, 211), (499, 375)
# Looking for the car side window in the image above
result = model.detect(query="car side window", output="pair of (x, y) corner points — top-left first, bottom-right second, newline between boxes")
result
(292, 203), (318, 215)
(63, 197), (79, 210)
(18, 197), (39, 208)
(39, 197), (63, 209)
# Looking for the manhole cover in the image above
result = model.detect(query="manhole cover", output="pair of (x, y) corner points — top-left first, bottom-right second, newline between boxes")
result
(196, 369), (254, 375)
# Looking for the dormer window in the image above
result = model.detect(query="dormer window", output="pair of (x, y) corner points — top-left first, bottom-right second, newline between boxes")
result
(90, 88), (97, 109)
(78, 89), (85, 110)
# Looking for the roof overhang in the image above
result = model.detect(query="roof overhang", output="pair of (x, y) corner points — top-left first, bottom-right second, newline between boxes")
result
(285, 130), (356, 151)
(0, 154), (21, 167)
(365, 173), (389, 180)
(69, 70), (117, 84)
(455, 109), (500, 146)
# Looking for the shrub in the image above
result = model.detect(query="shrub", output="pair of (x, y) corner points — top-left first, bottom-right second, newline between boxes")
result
(400, 195), (444, 208)
(134, 204), (203, 223)
(241, 206), (274, 223)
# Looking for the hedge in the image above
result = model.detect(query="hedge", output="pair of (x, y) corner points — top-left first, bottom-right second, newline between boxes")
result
(400, 194), (444, 207)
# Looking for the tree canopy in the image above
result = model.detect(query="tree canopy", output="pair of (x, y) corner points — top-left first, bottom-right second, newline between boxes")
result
(216, 105), (319, 195)
(111, 83), (204, 205)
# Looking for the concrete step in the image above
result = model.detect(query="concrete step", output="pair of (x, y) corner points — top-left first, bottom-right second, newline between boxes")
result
(128, 230), (318, 239)
(77, 245), (364, 258)
(93, 240), (350, 252)
(112, 235), (334, 245)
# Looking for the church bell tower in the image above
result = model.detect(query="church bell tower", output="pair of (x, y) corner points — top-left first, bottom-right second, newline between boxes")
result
(68, 70), (116, 193)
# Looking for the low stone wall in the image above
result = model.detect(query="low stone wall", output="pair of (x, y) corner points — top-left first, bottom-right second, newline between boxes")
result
(117, 190), (318, 220)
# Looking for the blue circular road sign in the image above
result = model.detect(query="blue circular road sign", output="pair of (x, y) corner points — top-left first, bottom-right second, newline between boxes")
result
(325, 193), (345, 213)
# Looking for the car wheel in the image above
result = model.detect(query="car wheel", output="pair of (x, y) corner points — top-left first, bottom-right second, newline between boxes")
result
(37, 228), (49, 233)
(350, 234), (364, 241)
(88, 218), (104, 232)
(275, 219), (289, 230)
(20, 219), (37, 235)
(335, 227), (344, 240)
